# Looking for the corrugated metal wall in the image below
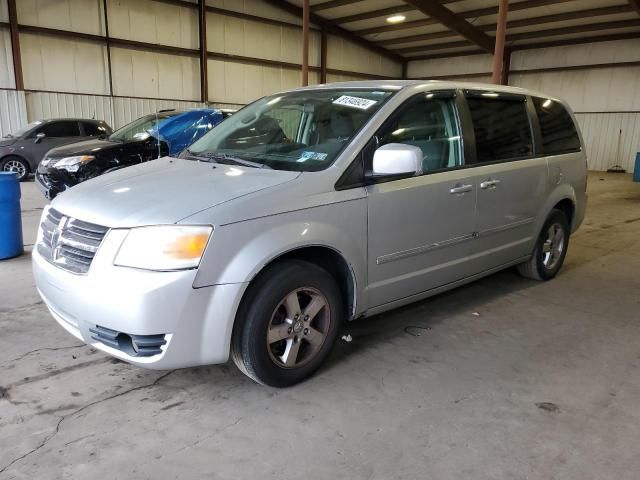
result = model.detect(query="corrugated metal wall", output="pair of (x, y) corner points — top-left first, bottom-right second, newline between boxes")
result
(575, 113), (640, 173)
(111, 96), (205, 128)
(0, 0), (402, 136)
(24, 91), (205, 130)
(327, 34), (402, 78)
(510, 39), (640, 172)
(208, 59), (320, 105)
(25, 91), (113, 125)
(0, 90), (27, 138)
(204, 0), (401, 102)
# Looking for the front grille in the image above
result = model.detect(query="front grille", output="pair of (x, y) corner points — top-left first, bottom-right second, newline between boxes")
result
(90, 325), (167, 357)
(37, 207), (109, 274)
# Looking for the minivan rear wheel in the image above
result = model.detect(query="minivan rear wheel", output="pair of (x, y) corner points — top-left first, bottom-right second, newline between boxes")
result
(517, 209), (570, 281)
(231, 260), (343, 387)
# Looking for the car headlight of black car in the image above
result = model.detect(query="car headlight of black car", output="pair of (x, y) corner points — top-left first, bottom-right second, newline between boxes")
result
(49, 155), (95, 172)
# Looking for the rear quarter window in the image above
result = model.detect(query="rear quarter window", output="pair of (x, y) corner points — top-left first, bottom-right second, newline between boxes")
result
(533, 97), (581, 155)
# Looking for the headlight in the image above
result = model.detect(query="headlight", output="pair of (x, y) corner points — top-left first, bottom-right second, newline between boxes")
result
(114, 225), (212, 271)
(52, 155), (95, 172)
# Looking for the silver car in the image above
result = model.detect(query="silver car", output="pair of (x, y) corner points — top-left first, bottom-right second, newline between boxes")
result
(32, 81), (587, 386)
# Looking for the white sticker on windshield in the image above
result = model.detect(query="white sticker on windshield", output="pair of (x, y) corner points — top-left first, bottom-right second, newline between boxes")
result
(332, 95), (377, 110)
(297, 151), (328, 162)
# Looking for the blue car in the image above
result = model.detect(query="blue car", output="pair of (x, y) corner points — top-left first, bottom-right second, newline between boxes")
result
(35, 108), (224, 199)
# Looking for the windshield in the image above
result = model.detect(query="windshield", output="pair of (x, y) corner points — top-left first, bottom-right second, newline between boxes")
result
(6, 121), (44, 138)
(109, 114), (176, 142)
(185, 89), (395, 171)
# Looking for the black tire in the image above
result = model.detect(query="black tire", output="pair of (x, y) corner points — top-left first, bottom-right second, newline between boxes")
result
(231, 259), (343, 387)
(517, 209), (570, 281)
(1, 156), (30, 181)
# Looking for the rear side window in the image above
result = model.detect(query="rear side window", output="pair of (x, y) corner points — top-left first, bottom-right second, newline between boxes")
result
(466, 95), (533, 162)
(533, 97), (581, 154)
(38, 121), (81, 138)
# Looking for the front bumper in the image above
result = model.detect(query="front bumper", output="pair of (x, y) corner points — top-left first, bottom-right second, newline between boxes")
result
(35, 171), (68, 200)
(32, 229), (247, 369)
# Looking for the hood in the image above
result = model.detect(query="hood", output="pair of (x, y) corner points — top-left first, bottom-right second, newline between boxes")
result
(0, 137), (17, 147)
(51, 157), (300, 227)
(46, 138), (121, 157)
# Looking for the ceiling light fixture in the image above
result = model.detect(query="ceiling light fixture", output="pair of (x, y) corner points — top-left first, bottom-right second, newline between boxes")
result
(386, 14), (406, 24)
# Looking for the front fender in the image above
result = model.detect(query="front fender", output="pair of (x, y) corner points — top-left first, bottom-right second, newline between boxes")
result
(193, 199), (368, 311)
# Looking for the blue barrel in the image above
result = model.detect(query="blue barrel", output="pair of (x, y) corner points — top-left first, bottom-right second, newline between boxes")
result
(0, 172), (24, 259)
(634, 153), (640, 183)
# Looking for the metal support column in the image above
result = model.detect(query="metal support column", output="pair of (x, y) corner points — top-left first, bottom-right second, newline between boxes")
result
(198, 0), (208, 103)
(7, 0), (23, 91)
(491, 0), (509, 84)
(320, 26), (327, 84)
(302, 0), (310, 86)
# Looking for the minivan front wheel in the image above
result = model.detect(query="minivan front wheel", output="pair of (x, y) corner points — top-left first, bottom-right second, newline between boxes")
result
(1, 156), (30, 181)
(231, 260), (343, 387)
(518, 209), (570, 281)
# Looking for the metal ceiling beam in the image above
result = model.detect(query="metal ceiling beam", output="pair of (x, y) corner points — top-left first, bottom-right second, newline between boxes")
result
(401, 40), (470, 55)
(153, 0), (196, 9)
(263, 0), (404, 62)
(355, 0), (574, 36)
(511, 31), (640, 51)
(333, 0), (462, 24)
(381, 4), (634, 47)
(398, 18), (640, 55)
(402, 0), (494, 51)
(311, 0), (363, 12)
(334, 5), (414, 25)
(407, 49), (486, 61)
(508, 19), (640, 42)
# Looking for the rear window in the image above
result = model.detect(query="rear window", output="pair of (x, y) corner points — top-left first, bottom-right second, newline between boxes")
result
(466, 94), (533, 162)
(533, 97), (581, 155)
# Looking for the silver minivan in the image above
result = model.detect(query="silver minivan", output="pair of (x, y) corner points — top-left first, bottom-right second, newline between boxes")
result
(33, 81), (587, 386)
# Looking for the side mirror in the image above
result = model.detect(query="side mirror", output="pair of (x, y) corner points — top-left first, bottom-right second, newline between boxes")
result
(34, 132), (46, 144)
(369, 143), (422, 181)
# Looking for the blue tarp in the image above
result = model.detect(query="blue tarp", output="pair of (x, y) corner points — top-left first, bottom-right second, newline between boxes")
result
(152, 108), (224, 156)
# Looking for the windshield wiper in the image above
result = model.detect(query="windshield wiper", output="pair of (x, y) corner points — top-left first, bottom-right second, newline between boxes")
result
(182, 149), (211, 162)
(202, 152), (271, 169)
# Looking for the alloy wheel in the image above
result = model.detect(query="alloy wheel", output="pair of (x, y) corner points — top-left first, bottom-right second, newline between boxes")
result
(266, 287), (331, 368)
(3, 160), (26, 179)
(541, 222), (565, 270)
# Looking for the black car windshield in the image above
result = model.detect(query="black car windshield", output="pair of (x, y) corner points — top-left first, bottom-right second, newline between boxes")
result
(185, 89), (395, 171)
(7, 120), (45, 138)
(109, 114), (176, 142)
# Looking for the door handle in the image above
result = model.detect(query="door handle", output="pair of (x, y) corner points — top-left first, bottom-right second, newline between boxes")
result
(480, 179), (501, 190)
(449, 183), (473, 194)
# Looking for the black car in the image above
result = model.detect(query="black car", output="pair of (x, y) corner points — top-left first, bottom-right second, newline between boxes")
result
(36, 109), (223, 199)
(0, 118), (112, 181)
